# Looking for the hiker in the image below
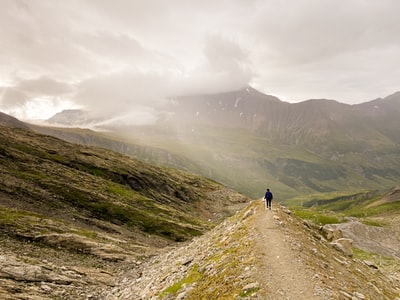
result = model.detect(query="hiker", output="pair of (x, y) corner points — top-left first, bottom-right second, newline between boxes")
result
(264, 188), (273, 210)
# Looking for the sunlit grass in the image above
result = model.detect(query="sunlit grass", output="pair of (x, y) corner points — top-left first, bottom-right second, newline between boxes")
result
(288, 188), (400, 227)
(290, 207), (345, 225)
(353, 248), (400, 269)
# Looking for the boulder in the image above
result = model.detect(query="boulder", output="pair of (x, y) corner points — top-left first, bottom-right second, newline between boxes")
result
(330, 238), (353, 257)
(321, 224), (343, 241)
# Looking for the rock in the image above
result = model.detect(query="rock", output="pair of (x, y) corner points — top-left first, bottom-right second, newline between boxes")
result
(242, 208), (254, 220)
(321, 224), (343, 241)
(330, 238), (353, 257)
(242, 282), (259, 290)
(302, 220), (312, 229)
(35, 233), (133, 261)
(176, 291), (187, 300)
(333, 257), (348, 266)
(329, 219), (399, 259)
(0, 258), (73, 284)
(339, 290), (353, 299)
(352, 291), (365, 299)
(180, 257), (193, 266)
(40, 284), (53, 292)
(363, 260), (378, 269)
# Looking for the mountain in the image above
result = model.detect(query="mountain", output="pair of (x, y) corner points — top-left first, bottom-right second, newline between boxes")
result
(0, 120), (248, 299)
(39, 87), (400, 200)
(165, 86), (285, 130)
(166, 88), (400, 152)
(167, 87), (400, 152)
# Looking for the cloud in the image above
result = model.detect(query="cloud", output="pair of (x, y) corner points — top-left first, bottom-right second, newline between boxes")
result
(74, 71), (169, 114)
(1, 0), (400, 120)
(204, 35), (250, 75)
(0, 75), (76, 120)
(249, 0), (400, 65)
(169, 35), (253, 96)
(0, 87), (27, 108)
(245, 0), (400, 102)
(0, 1), (101, 80)
(16, 77), (73, 95)
(74, 35), (253, 111)
(0, 77), (73, 107)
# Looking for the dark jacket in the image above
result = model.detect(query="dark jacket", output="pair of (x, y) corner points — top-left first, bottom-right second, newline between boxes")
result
(265, 191), (273, 200)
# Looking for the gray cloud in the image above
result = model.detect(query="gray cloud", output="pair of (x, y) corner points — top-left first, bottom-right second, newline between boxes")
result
(17, 77), (73, 95)
(204, 35), (250, 74)
(0, 1), (102, 81)
(75, 71), (169, 114)
(0, 0), (399, 120)
(0, 87), (27, 108)
(169, 35), (253, 96)
(0, 77), (72, 108)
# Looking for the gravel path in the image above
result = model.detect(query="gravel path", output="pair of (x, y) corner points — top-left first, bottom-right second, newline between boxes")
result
(253, 204), (319, 299)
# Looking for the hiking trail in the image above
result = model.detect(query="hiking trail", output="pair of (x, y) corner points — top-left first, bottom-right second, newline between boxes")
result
(252, 203), (318, 299)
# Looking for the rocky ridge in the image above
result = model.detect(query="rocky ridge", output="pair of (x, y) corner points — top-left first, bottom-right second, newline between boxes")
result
(103, 201), (400, 299)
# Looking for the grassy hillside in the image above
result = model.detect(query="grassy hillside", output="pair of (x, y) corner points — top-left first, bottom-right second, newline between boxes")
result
(0, 125), (249, 241)
(286, 187), (400, 227)
(0, 124), (249, 299)
(32, 120), (400, 202)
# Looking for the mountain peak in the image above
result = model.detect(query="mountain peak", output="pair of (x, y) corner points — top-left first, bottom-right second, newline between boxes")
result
(46, 109), (89, 125)
(384, 90), (400, 102)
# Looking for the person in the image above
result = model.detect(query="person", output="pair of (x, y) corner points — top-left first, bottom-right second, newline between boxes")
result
(264, 188), (273, 210)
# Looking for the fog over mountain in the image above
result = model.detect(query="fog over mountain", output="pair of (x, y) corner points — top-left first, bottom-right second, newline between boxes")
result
(1, 0), (400, 121)
(46, 87), (400, 133)
(36, 87), (400, 200)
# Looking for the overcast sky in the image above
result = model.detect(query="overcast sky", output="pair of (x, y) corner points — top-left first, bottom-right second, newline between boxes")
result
(1, 0), (399, 122)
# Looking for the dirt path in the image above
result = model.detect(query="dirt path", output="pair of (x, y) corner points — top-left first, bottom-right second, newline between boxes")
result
(253, 202), (320, 299)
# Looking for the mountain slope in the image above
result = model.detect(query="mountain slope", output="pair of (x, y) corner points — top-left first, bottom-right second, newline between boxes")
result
(36, 88), (400, 201)
(0, 123), (249, 299)
(166, 86), (285, 130)
(0, 111), (31, 130)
